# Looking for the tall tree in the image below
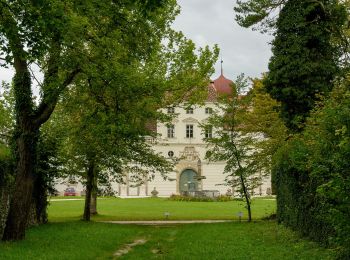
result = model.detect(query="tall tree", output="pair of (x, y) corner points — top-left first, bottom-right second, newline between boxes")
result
(204, 75), (263, 222)
(42, 2), (218, 222)
(0, 0), (217, 240)
(235, 0), (347, 131)
(264, 0), (347, 131)
(53, 86), (174, 221)
(54, 35), (218, 221)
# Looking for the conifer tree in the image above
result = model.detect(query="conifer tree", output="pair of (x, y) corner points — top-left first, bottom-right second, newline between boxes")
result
(235, 0), (347, 131)
(264, 0), (347, 131)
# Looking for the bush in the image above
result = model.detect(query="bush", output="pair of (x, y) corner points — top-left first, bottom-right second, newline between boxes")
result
(273, 84), (350, 258)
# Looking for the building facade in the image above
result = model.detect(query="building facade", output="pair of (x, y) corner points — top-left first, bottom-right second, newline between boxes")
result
(117, 73), (272, 197)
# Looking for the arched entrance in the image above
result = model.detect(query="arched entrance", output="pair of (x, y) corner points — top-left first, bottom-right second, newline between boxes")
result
(179, 169), (198, 194)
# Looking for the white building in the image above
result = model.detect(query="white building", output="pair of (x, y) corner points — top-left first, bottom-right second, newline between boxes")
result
(117, 73), (272, 197)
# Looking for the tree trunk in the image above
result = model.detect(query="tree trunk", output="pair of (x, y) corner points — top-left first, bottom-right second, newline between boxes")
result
(90, 172), (98, 215)
(240, 173), (252, 222)
(1, 22), (77, 240)
(0, 188), (10, 239)
(2, 131), (38, 240)
(31, 171), (49, 225)
(90, 193), (97, 215)
(1, 49), (40, 241)
(83, 160), (94, 221)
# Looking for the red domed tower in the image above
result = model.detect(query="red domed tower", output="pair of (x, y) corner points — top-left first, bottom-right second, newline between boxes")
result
(207, 61), (234, 100)
(213, 73), (233, 95)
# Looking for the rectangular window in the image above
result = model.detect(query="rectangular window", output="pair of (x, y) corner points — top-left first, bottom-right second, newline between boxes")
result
(167, 124), (175, 138)
(205, 126), (213, 138)
(167, 107), (175, 114)
(205, 107), (213, 114)
(186, 107), (194, 114)
(186, 124), (193, 138)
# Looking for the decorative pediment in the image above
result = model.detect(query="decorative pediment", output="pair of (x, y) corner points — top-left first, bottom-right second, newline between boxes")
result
(172, 119), (179, 123)
(182, 117), (198, 123)
(179, 146), (200, 161)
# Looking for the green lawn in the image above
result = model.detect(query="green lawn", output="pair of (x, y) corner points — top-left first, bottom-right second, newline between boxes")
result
(48, 197), (276, 222)
(0, 198), (335, 259)
(0, 221), (335, 259)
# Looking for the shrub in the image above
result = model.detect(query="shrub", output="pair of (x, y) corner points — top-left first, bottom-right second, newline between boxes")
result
(273, 83), (350, 258)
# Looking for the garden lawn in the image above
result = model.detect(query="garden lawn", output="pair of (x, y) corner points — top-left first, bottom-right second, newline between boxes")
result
(47, 197), (276, 222)
(0, 221), (335, 259)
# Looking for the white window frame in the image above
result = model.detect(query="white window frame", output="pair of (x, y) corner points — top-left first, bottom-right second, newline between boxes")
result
(205, 125), (213, 138)
(186, 124), (194, 138)
(167, 124), (175, 138)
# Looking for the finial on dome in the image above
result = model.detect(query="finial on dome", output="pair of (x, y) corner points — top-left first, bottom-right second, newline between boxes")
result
(220, 58), (223, 76)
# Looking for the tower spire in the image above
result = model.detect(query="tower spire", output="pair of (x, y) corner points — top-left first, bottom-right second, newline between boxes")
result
(220, 57), (223, 75)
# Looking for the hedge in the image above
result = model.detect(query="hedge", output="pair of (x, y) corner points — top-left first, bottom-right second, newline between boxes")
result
(273, 85), (350, 259)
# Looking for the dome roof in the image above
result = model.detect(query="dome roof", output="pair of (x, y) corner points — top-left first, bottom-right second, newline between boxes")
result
(212, 74), (233, 95)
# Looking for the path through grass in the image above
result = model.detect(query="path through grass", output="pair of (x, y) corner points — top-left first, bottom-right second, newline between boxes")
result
(0, 221), (335, 259)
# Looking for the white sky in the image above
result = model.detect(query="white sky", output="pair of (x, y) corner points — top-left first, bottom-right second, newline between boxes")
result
(0, 0), (272, 86)
(173, 0), (272, 81)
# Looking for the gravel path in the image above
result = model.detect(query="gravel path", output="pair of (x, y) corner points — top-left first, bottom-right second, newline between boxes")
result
(101, 220), (235, 225)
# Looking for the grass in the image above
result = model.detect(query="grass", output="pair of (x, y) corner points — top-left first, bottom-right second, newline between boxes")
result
(0, 221), (335, 259)
(0, 198), (335, 259)
(47, 197), (276, 222)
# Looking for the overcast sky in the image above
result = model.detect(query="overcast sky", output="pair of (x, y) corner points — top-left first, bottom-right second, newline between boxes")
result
(173, 0), (272, 80)
(0, 0), (272, 86)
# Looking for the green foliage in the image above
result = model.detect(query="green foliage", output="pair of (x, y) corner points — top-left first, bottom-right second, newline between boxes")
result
(1, 0), (219, 235)
(264, 0), (347, 131)
(47, 0), (218, 204)
(243, 78), (288, 193)
(203, 74), (267, 221)
(1, 0), (188, 239)
(0, 82), (14, 140)
(234, 0), (287, 32)
(235, 0), (348, 131)
(31, 130), (63, 224)
(236, 0), (350, 256)
(273, 79), (350, 258)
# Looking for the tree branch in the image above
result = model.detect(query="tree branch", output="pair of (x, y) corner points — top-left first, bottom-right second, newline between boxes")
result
(28, 65), (43, 88)
(33, 67), (81, 128)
